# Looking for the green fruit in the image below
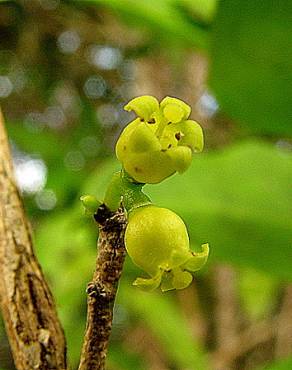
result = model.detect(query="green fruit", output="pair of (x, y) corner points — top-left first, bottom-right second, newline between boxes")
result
(125, 205), (189, 275)
(125, 205), (209, 292)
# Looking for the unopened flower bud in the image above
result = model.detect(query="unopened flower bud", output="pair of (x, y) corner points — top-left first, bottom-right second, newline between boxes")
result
(116, 95), (204, 184)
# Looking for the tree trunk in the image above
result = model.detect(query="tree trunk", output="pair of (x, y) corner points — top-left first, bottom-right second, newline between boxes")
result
(0, 110), (67, 369)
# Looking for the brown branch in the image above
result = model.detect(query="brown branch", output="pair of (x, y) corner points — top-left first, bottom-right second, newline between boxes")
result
(212, 265), (241, 370)
(78, 204), (127, 370)
(0, 110), (67, 369)
(275, 285), (292, 358)
(212, 320), (275, 369)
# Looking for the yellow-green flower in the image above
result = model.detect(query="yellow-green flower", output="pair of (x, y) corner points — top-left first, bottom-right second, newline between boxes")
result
(116, 95), (204, 184)
(125, 205), (209, 292)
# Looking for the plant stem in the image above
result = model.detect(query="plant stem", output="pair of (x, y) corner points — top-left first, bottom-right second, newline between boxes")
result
(78, 204), (127, 370)
(104, 170), (151, 212)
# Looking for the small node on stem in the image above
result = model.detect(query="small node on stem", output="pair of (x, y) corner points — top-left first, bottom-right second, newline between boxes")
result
(80, 195), (101, 216)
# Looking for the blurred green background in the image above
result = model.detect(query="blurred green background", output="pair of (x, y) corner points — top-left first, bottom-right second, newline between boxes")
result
(0, 1), (292, 369)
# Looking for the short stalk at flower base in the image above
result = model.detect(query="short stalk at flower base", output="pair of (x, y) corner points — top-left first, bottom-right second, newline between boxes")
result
(103, 170), (151, 212)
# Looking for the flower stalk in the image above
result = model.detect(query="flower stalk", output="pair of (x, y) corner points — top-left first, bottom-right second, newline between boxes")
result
(79, 95), (209, 369)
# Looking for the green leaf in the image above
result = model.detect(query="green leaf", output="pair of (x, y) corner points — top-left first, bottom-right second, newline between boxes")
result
(6, 120), (64, 159)
(82, 141), (292, 280)
(177, 0), (218, 23)
(210, 0), (292, 136)
(146, 140), (292, 280)
(82, 159), (120, 197)
(74, 0), (209, 49)
(107, 344), (146, 370)
(238, 268), (278, 320)
(118, 282), (209, 370)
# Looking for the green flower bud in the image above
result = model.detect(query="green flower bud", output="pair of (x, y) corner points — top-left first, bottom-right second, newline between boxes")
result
(116, 95), (204, 184)
(125, 205), (209, 292)
(80, 195), (101, 216)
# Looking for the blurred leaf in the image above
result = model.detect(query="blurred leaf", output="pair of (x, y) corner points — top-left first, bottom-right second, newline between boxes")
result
(119, 282), (209, 370)
(210, 0), (292, 136)
(85, 141), (292, 281)
(76, 0), (209, 49)
(257, 357), (292, 370)
(107, 344), (146, 370)
(7, 121), (64, 159)
(177, 0), (218, 23)
(81, 159), (120, 197)
(35, 209), (97, 366)
(148, 141), (292, 280)
(238, 268), (278, 320)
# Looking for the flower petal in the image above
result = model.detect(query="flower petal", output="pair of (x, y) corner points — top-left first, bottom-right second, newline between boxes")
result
(170, 248), (191, 268)
(133, 271), (162, 291)
(124, 151), (175, 183)
(127, 122), (161, 153)
(161, 272), (175, 292)
(160, 96), (191, 122)
(172, 269), (193, 290)
(183, 243), (209, 272)
(169, 120), (204, 152)
(166, 146), (192, 173)
(124, 95), (159, 121)
(116, 118), (141, 161)
(163, 104), (186, 123)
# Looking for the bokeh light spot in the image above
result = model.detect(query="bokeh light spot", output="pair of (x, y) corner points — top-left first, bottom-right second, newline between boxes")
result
(35, 189), (57, 210)
(14, 158), (47, 194)
(88, 45), (122, 70)
(64, 151), (85, 171)
(83, 75), (106, 99)
(44, 106), (66, 129)
(196, 91), (219, 118)
(97, 104), (118, 127)
(9, 67), (27, 93)
(0, 76), (13, 98)
(57, 30), (81, 54)
(24, 112), (45, 133)
(79, 136), (101, 157)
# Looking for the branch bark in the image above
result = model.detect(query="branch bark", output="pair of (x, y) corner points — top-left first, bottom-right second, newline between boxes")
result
(0, 110), (67, 369)
(78, 204), (127, 370)
(275, 285), (292, 358)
